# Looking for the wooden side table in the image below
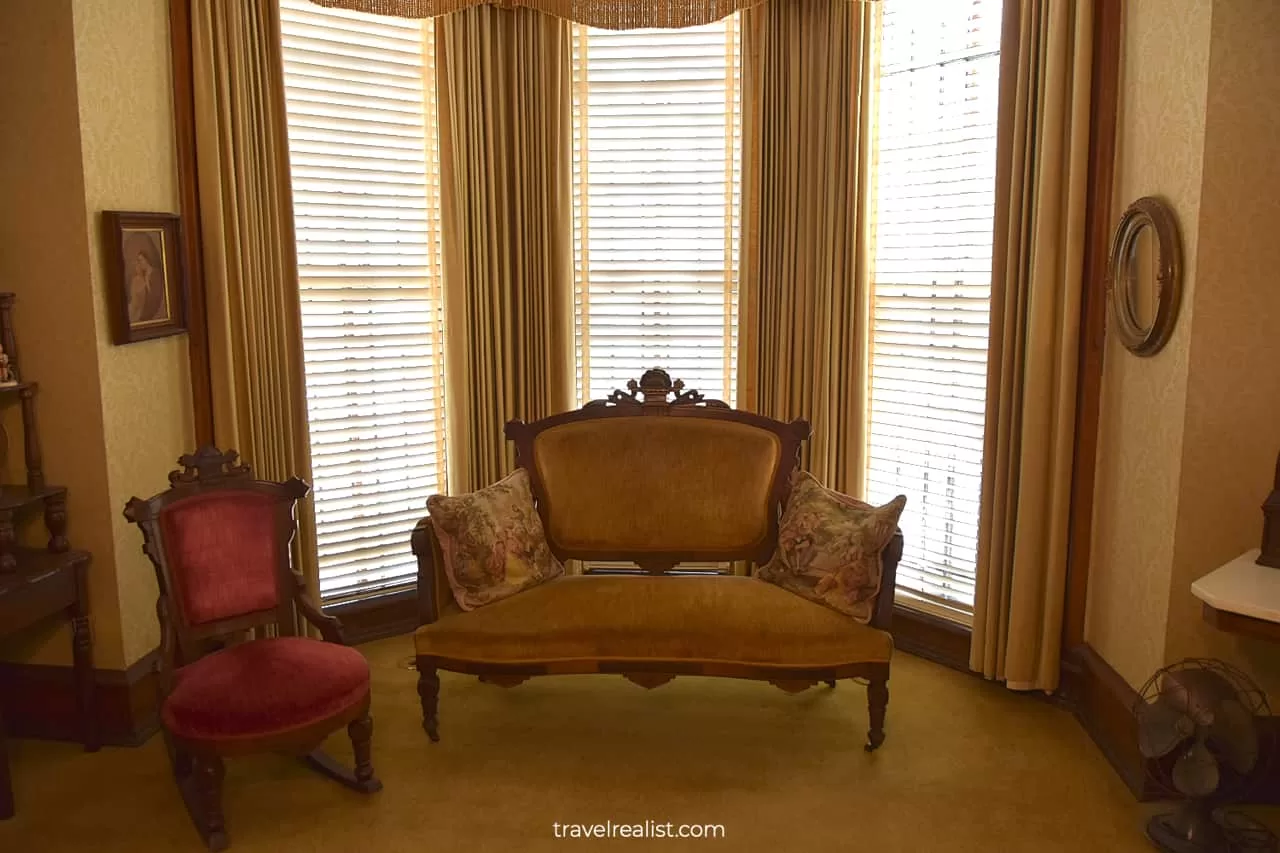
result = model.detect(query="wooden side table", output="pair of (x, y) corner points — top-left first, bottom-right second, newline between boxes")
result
(0, 549), (96, 820)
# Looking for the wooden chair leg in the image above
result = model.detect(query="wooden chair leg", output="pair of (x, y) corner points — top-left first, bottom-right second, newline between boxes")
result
(303, 714), (383, 794)
(177, 754), (227, 852)
(865, 677), (888, 752)
(350, 712), (373, 783)
(417, 664), (440, 742)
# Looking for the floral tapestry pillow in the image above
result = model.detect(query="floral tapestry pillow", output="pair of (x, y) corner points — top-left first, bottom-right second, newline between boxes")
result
(757, 472), (906, 623)
(426, 469), (563, 611)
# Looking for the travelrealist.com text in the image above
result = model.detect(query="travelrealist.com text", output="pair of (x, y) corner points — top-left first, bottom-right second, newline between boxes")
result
(552, 821), (726, 840)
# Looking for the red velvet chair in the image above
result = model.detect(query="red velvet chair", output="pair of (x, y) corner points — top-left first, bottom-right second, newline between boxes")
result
(124, 447), (381, 851)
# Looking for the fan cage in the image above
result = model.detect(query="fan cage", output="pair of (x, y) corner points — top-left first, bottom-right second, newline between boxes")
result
(1134, 657), (1273, 803)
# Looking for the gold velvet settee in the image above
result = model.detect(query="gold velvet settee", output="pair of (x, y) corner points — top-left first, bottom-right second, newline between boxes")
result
(410, 370), (904, 751)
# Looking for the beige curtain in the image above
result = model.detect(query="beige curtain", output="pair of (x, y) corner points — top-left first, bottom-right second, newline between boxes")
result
(436, 6), (575, 494)
(970, 0), (1094, 693)
(738, 0), (876, 496)
(190, 0), (319, 596)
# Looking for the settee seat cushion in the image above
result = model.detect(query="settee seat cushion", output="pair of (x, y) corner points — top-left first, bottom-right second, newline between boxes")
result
(414, 575), (892, 668)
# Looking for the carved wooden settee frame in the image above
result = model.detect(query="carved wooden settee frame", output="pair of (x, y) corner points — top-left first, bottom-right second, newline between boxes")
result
(411, 369), (904, 751)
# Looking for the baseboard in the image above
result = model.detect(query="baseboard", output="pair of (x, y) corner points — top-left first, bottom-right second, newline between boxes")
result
(1059, 643), (1157, 800)
(890, 605), (972, 673)
(0, 649), (160, 747)
(1061, 644), (1280, 805)
(325, 589), (418, 646)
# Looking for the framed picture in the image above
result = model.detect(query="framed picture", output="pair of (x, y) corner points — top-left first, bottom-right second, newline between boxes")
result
(103, 211), (189, 344)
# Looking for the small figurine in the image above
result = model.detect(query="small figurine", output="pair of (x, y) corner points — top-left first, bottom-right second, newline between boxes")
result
(0, 350), (17, 387)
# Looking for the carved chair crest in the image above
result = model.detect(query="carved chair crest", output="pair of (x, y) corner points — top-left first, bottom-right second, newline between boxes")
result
(591, 367), (730, 412)
(168, 445), (252, 486)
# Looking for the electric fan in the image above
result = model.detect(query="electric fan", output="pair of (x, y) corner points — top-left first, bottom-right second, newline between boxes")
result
(1135, 658), (1276, 852)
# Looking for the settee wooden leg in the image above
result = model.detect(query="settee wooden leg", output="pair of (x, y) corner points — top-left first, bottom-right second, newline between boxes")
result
(865, 678), (888, 752)
(417, 663), (440, 742)
(824, 679), (837, 688)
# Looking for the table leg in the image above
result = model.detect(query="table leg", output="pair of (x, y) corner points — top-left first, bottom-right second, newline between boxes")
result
(0, 704), (14, 820)
(71, 562), (98, 752)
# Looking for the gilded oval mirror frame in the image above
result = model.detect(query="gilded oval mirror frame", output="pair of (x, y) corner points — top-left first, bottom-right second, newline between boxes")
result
(1107, 196), (1183, 357)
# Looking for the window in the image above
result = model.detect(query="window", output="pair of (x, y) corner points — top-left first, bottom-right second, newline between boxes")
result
(280, 1), (446, 605)
(864, 0), (1003, 619)
(570, 18), (742, 406)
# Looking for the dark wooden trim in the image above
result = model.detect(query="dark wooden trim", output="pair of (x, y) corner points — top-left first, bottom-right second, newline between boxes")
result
(168, 0), (214, 446)
(1062, 0), (1122, 652)
(0, 649), (160, 747)
(324, 589), (420, 645)
(889, 604), (972, 673)
(1200, 602), (1280, 644)
(1058, 643), (1155, 800)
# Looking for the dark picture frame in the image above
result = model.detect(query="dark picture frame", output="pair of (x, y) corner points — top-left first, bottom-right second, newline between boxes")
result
(103, 211), (189, 344)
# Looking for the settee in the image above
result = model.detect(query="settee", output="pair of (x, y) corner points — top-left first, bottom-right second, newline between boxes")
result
(410, 369), (904, 751)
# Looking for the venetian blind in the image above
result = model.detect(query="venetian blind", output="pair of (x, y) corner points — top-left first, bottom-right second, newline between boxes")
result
(864, 0), (1003, 619)
(570, 18), (742, 406)
(280, 0), (447, 605)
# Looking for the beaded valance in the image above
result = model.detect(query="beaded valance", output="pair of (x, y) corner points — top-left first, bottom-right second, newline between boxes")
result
(307, 0), (873, 30)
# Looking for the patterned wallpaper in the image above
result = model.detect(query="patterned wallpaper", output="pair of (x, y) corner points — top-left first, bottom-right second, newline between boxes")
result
(73, 0), (195, 668)
(0, 0), (194, 671)
(1162, 0), (1280, 699)
(1089, 0), (1280, 696)
(1085, 0), (1213, 689)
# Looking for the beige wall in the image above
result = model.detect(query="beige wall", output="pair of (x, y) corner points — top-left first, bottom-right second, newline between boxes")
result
(0, 0), (124, 668)
(0, 0), (193, 670)
(1085, 0), (1213, 689)
(1163, 0), (1280, 695)
(1088, 0), (1280, 694)
(73, 0), (194, 666)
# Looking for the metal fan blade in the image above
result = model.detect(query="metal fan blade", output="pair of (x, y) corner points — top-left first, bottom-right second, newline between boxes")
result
(1160, 668), (1238, 727)
(1208, 698), (1259, 775)
(1172, 738), (1221, 798)
(1137, 696), (1195, 759)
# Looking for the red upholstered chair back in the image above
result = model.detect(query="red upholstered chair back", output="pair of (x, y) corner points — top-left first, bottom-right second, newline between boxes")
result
(124, 447), (311, 666)
(158, 490), (284, 626)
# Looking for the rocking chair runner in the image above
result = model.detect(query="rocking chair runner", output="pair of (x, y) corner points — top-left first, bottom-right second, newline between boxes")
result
(124, 447), (381, 852)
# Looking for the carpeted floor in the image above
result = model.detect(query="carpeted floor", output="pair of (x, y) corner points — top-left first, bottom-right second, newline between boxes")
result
(0, 636), (1238, 852)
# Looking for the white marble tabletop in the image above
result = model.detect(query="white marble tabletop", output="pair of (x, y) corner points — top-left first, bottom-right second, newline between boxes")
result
(1191, 549), (1280, 623)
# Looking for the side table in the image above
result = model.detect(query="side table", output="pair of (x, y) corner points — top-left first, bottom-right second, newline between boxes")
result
(1191, 548), (1280, 642)
(0, 549), (96, 820)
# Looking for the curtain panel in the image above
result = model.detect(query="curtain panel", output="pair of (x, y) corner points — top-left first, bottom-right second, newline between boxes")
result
(737, 0), (876, 496)
(189, 0), (320, 599)
(436, 5), (576, 494)
(310, 0), (874, 30)
(970, 0), (1094, 693)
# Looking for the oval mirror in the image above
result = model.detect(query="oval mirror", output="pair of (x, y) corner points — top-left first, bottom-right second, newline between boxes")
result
(1107, 197), (1182, 356)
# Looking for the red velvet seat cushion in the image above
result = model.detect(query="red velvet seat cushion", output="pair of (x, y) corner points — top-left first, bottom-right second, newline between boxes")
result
(162, 637), (370, 744)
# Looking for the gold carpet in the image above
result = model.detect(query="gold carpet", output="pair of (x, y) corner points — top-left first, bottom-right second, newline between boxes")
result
(0, 637), (1232, 852)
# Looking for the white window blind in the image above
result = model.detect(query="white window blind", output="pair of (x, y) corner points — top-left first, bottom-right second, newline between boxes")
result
(280, 1), (447, 605)
(570, 18), (741, 406)
(864, 0), (1003, 619)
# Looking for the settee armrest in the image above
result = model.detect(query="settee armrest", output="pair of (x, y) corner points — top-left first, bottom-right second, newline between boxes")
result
(411, 516), (452, 626)
(870, 530), (905, 632)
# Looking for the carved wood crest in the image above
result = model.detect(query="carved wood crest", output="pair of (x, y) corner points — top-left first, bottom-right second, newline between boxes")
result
(168, 446), (252, 486)
(590, 368), (729, 412)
